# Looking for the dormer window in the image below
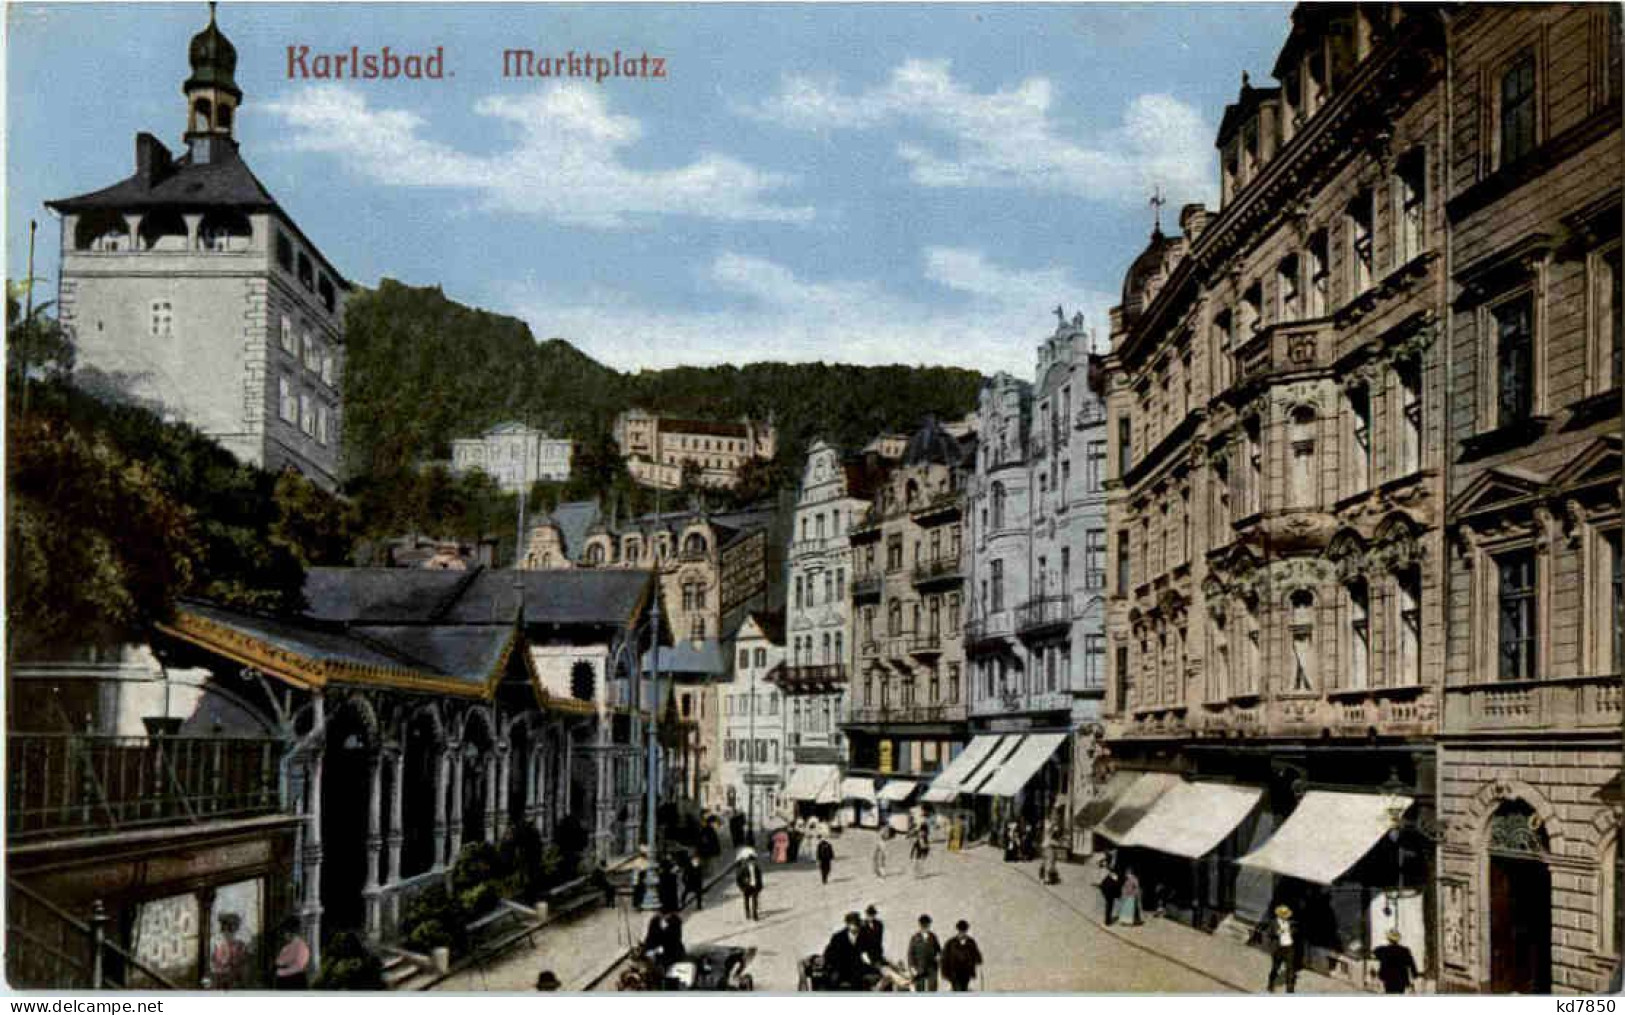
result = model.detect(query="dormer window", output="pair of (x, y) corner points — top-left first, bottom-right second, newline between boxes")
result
(318, 275), (336, 313)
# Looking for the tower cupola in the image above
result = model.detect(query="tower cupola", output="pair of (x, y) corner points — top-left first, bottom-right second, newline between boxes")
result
(183, 2), (241, 161)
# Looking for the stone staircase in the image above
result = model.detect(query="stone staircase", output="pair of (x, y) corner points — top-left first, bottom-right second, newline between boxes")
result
(380, 947), (438, 991)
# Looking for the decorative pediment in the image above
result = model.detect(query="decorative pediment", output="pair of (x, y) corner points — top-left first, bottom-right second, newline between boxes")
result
(1548, 434), (1621, 497)
(1453, 233), (1554, 308)
(1449, 466), (1547, 523)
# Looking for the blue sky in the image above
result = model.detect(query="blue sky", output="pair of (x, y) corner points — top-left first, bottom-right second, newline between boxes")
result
(7, 2), (1291, 376)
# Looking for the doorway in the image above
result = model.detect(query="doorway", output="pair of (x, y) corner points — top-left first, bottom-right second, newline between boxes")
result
(1487, 800), (1552, 994)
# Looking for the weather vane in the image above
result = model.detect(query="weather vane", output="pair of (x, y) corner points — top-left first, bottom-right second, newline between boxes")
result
(1149, 185), (1167, 233)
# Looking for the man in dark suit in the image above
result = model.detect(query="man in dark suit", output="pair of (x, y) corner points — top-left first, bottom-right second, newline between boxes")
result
(735, 854), (764, 920)
(1256, 904), (1301, 993)
(907, 914), (942, 992)
(859, 904), (885, 963)
(643, 909), (685, 970)
(1373, 930), (1420, 994)
(822, 912), (876, 990)
(941, 919), (983, 991)
(816, 837), (836, 884)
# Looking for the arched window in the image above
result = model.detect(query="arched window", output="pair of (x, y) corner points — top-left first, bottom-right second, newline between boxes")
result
(137, 209), (187, 251)
(192, 97), (213, 133)
(197, 209), (251, 252)
(888, 601), (902, 636)
(906, 480), (920, 507)
(217, 102), (234, 130)
(1288, 407), (1317, 508)
(586, 542), (605, 566)
(570, 661), (595, 701)
(684, 532), (707, 556)
(74, 210), (129, 252)
(1289, 590), (1317, 691)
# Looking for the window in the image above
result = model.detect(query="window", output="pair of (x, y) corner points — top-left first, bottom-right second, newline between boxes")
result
(1396, 360), (1422, 475)
(794, 576), (804, 609)
(1499, 52), (1537, 168)
(1117, 417), (1132, 477)
(739, 649), (750, 669)
(320, 350), (336, 387)
(1278, 254), (1301, 322)
(1242, 280), (1264, 335)
(1083, 634), (1104, 687)
(1593, 244), (1623, 393)
(279, 314), (294, 352)
(1114, 645), (1130, 711)
(1307, 230), (1330, 316)
(316, 404), (331, 446)
(278, 376), (296, 423)
(1288, 408), (1316, 508)
(1494, 294), (1535, 425)
(887, 535), (903, 571)
(835, 631), (844, 662)
(1609, 530), (1624, 674)
(1396, 148), (1426, 263)
(1347, 579), (1370, 690)
(1243, 603), (1262, 697)
(1244, 417), (1263, 516)
(1496, 549), (1537, 680)
(1214, 310), (1235, 391)
(1289, 591), (1317, 691)
(318, 276), (337, 313)
(1085, 441), (1106, 491)
(141, 301), (176, 344)
(297, 252), (314, 291)
(1209, 610), (1230, 701)
(1397, 567), (1422, 686)
(276, 232), (294, 271)
(1348, 189), (1375, 294)
(1116, 529), (1131, 594)
(991, 559), (1005, 613)
(991, 483), (1006, 530)
(693, 618), (706, 641)
(1348, 384), (1372, 493)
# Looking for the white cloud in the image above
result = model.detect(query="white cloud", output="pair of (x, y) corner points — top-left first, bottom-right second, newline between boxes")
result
(743, 59), (1217, 206)
(263, 84), (812, 229)
(496, 247), (1113, 376)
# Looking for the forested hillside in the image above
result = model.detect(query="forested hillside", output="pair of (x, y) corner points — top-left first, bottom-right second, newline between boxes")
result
(342, 279), (986, 493)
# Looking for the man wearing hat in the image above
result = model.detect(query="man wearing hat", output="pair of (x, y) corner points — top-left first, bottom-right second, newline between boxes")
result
(858, 904), (885, 964)
(822, 911), (876, 990)
(1373, 929), (1420, 994)
(907, 914), (942, 991)
(940, 919), (983, 992)
(1258, 903), (1301, 993)
(735, 847), (765, 921)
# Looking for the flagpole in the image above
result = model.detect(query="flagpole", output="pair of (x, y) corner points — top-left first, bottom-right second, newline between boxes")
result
(21, 220), (37, 418)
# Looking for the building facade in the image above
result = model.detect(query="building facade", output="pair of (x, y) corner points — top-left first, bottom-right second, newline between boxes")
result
(843, 419), (972, 810)
(612, 409), (777, 490)
(960, 312), (1110, 838)
(450, 422), (573, 492)
(1436, 4), (1622, 994)
(718, 613), (788, 830)
(1096, 4), (1452, 987)
(48, 8), (347, 490)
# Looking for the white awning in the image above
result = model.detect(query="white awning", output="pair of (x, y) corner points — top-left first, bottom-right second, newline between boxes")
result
(961, 735), (1026, 795)
(1116, 780), (1263, 859)
(924, 735), (1004, 798)
(976, 733), (1068, 798)
(841, 777), (878, 803)
(784, 764), (840, 804)
(878, 780), (919, 803)
(1095, 772), (1181, 842)
(1237, 790), (1411, 885)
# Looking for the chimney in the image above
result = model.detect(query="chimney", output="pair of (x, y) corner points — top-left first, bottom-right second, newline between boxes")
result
(135, 133), (173, 182)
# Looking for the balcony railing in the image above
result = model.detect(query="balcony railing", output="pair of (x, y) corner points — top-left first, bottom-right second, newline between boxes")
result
(965, 612), (1017, 645)
(910, 490), (963, 521)
(852, 571), (883, 600)
(907, 631), (946, 655)
(1017, 595), (1073, 636)
(912, 555), (963, 586)
(775, 664), (849, 689)
(1443, 673), (1622, 735)
(7, 733), (283, 841)
(845, 703), (967, 725)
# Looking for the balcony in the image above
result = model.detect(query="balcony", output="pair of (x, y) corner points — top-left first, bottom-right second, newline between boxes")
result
(773, 664), (849, 692)
(971, 688), (1075, 718)
(7, 733), (283, 842)
(1443, 673), (1622, 735)
(907, 631), (946, 656)
(852, 571), (883, 602)
(965, 611), (1017, 647)
(912, 554), (963, 588)
(1017, 596), (1072, 638)
(910, 491), (963, 524)
(845, 703), (968, 726)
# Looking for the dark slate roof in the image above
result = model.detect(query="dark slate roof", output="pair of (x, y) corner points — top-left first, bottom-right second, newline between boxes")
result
(300, 567), (649, 629)
(350, 625), (514, 681)
(180, 600), (414, 672)
(903, 416), (966, 468)
(302, 568), (475, 624)
(540, 499), (601, 561)
(48, 144), (278, 213)
(641, 640), (727, 677)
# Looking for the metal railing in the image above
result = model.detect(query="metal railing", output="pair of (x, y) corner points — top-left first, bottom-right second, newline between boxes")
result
(912, 555), (963, 585)
(7, 733), (283, 841)
(846, 703), (967, 725)
(852, 572), (884, 599)
(1017, 595), (1073, 635)
(8, 879), (180, 989)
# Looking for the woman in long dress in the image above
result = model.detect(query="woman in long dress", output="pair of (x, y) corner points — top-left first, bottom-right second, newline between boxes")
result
(1114, 868), (1144, 926)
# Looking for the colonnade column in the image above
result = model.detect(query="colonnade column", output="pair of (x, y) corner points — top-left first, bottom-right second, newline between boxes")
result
(432, 747), (450, 872)
(301, 749), (325, 966)
(384, 749), (405, 933)
(448, 743), (464, 863)
(363, 752), (383, 937)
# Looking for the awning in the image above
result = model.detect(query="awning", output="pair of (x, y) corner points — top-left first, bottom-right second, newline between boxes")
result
(961, 735), (1026, 795)
(784, 764), (840, 804)
(1237, 790), (1411, 885)
(878, 780), (919, 803)
(976, 732), (1067, 798)
(1095, 772), (1181, 842)
(923, 735), (1003, 799)
(841, 777), (877, 803)
(1074, 770), (1136, 830)
(1116, 780), (1263, 859)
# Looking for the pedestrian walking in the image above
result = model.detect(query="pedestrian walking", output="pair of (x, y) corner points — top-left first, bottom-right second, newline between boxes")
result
(735, 850), (764, 921)
(684, 853), (705, 910)
(730, 811), (747, 849)
(822, 912), (876, 990)
(657, 854), (681, 912)
(941, 919), (983, 992)
(1097, 860), (1122, 925)
(1002, 821), (1020, 862)
(859, 904), (885, 962)
(272, 922), (310, 991)
(1255, 903), (1301, 993)
(907, 914), (941, 992)
(1373, 929), (1420, 994)
(910, 824), (931, 876)
(1114, 867), (1144, 926)
(872, 831), (889, 878)
(816, 836), (835, 885)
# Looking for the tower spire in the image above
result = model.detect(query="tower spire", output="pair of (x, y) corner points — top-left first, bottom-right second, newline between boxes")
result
(184, 1), (241, 160)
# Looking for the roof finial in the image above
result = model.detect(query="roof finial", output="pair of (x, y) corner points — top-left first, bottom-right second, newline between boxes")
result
(208, 0), (217, 25)
(1241, 70), (1251, 90)
(1149, 185), (1167, 234)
